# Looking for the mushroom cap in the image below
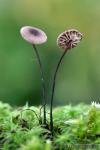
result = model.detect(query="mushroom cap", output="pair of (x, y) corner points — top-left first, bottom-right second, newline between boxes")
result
(20, 26), (47, 44)
(57, 29), (83, 50)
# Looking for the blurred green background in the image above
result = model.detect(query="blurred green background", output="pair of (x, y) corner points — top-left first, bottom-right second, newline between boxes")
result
(0, 0), (100, 106)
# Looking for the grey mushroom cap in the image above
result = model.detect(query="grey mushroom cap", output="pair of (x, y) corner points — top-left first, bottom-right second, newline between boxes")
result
(20, 26), (47, 44)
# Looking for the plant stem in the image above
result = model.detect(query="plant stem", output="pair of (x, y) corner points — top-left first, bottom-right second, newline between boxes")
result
(50, 50), (67, 135)
(32, 45), (46, 125)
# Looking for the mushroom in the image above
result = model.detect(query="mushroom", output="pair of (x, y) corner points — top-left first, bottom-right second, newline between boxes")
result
(20, 26), (47, 125)
(50, 29), (83, 135)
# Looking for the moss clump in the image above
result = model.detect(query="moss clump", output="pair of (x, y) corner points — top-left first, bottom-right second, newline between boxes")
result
(0, 101), (100, 150)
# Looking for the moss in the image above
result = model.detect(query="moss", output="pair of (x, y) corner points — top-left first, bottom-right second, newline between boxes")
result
(0, 102), (100, 150)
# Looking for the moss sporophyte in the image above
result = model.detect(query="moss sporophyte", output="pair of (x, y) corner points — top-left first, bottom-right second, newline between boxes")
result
(20, 26), (83, 136)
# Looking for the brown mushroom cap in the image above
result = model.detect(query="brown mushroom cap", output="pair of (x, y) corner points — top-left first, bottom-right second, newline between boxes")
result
(57, 29), (83, 50)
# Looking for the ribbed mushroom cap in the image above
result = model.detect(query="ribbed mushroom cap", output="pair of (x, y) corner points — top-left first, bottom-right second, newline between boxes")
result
(57, 29), (83, 50)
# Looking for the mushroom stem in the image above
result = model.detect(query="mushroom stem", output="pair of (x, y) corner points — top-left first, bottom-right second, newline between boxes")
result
(32, 45), (46, 125)
(50, 50), (67, 135)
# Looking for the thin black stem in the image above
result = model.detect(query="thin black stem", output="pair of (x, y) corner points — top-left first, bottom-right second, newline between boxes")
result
(50, 50), (67, 135)
(32, 45), (46, 125)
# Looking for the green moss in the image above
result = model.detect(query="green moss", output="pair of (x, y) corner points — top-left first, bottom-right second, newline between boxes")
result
(0, 102), (100, 150)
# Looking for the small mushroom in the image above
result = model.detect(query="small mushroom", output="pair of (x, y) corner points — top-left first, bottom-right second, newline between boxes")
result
(20, 26), (47, 126)
(50, 29), (83, 135)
